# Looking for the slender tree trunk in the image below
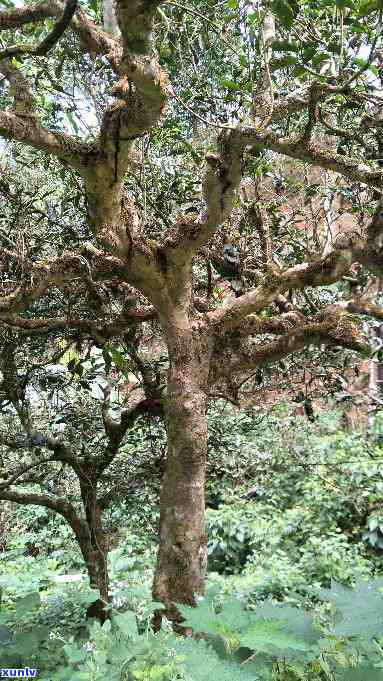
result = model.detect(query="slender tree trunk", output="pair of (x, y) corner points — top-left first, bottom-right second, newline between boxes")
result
(79, 480), (110, 620)
(76, 530), (107, 597)
(369, 322), (383, 426)
(153, 317), (210, 613)
(102, 0), (120, 35)
(85, 538), (109, 610)
(76, 542), (108, 621)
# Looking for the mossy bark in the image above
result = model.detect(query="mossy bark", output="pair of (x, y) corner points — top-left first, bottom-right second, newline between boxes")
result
(153, 317), (210, 611)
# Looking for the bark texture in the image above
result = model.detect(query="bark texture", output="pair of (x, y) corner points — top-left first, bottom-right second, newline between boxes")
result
(153, 315), (211, 607)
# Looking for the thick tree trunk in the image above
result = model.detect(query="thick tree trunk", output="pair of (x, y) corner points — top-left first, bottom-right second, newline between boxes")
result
(152, 318), (210, 612)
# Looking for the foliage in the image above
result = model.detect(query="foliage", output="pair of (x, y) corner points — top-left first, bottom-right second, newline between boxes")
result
(205, 408), (383, 601)
(177, 581), (383, 680)
(205, 506), (254, 574)
(3, 572), (383, 680)
(3, 406), (383, 678)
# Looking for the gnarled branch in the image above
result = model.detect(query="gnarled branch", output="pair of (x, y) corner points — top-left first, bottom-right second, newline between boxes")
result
(211, 310), (369, 387)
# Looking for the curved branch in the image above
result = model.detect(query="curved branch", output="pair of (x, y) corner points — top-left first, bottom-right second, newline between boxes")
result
(208, 233), (362, 332)
(0, 456), (56, 491)
(0, 489), (84, 535)
(0, 304), (155, 342)
(346, 300), (383, 321)
(241, 127), (383, 190)
(211, 311), (369, 385)
(0, 0), (77, 60)
(0, 59), (35, 115)
(163, 129), (243, 263)
(83, 1), (169, 233)
(100, 391), (164, 472)
(0, 1), (118, 63)
(0, 55), (92, 165)
(0, 2), (53, 31)
(36, 0), (77, 54)
(0, 111), (93, 167)
(0, 250), (127, 314)
(238, 311), (304, 337)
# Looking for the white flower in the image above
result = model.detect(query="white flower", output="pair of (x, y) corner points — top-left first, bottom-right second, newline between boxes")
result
(83, 640), (95, 652)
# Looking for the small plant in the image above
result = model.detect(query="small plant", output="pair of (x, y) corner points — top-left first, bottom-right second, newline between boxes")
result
(206, 507), (254, 574)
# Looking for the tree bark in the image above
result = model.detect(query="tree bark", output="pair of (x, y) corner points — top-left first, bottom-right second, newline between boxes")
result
(152, 315), (210, 613)
(102, 0), (119, 35)
(79, 479), (110, 620)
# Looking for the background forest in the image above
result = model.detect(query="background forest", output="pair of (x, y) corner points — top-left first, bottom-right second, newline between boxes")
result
(1, 0), (383, 678)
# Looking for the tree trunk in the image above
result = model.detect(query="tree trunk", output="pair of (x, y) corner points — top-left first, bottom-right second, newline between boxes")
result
(79, 481), (110, 620)
(86, 542), (109, 609)
(73, 517), (109, 621)
(152, 318), (210, 613)
(102, 0), (120, 35)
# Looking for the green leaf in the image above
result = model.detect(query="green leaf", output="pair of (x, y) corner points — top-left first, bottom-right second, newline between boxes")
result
(63, 643), (87, 665)
(311, 52), (331, 66)
(358, 0), (382, 16)
(336, 665), (383, 680)
(274, 55), (299, 68)
(110, 348), (127, 370)
(13, 631), (40, 656)
(271, 0), (298, 28)
(0, 624), (12, 643)
(336, 0), (355, 8)
(220, 79), (239, 90)
(173, 638), (259, 681)
(272, 39), (300, 52)
(245, 603), (321, 660)
(113, 610), (138, 638)
(179, 594), (251, 639)
(15, 592), (41, 610)
(319, 578), (383, 640)
(102, 618), (112, 633)
(353, 57), (378, 75)
(65, 110), (79, 134)
(302, 46), (316, 62)
(238, 618), (312, 657)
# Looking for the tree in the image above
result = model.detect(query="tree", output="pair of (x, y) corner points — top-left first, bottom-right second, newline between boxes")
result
(0, 0), (383, 620)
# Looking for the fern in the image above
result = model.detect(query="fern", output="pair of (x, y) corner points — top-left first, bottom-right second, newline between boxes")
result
(248, 602), (321, 660)
(16, 578), (383, 680)
(178, 581), (383, 679)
